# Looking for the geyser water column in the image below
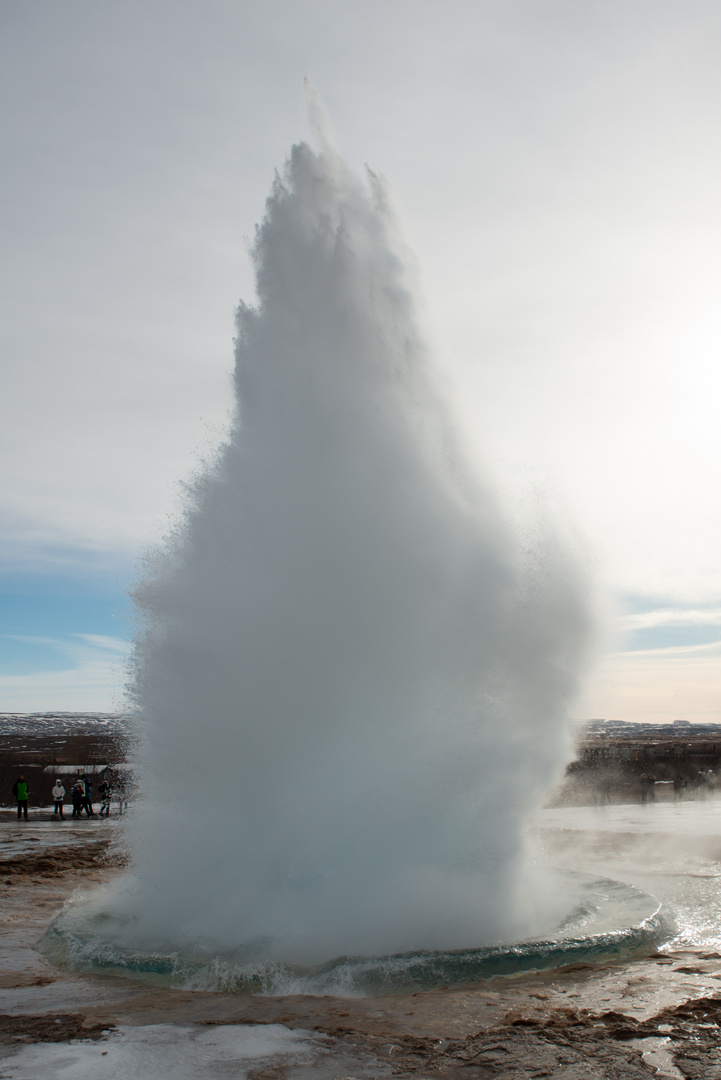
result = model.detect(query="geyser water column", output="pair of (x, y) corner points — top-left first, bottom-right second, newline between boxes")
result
(124, 136), (592, 969)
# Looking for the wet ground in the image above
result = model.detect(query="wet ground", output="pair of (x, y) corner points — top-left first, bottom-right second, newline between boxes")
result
(3, 804), (721, 1078)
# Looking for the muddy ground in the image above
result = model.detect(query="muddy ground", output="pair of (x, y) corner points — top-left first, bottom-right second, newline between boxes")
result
(2, 818), (721, 1078)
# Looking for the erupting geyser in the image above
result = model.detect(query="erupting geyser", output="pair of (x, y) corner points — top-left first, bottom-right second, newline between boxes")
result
(74, 130), (600, 988)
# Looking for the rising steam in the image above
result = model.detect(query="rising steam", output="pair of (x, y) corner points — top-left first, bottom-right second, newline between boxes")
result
(122, 138), (592, 965)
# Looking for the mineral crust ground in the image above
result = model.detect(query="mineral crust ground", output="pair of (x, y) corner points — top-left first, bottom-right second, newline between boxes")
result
(2, 809), (721, 1079)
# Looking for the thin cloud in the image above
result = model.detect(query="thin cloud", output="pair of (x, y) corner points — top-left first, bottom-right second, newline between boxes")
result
(0, 634), (130, 711)
(621, 608), (721, 632)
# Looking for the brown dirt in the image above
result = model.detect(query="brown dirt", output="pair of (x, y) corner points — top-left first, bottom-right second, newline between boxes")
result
(0, 841), (126, 880)
(0, 1013), (114, 1043)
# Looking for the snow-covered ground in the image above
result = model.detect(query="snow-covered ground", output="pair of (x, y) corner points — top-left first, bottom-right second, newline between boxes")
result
(1, 1024), (307, 1080)
(0, 1022), (396, 1080)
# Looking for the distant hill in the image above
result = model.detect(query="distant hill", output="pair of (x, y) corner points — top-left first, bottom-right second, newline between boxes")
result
(579, 719), (721, 740)
(0, 713), (131, 737)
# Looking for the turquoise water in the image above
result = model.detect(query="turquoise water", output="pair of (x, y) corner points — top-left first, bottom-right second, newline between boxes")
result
(40, 871), (672, 996)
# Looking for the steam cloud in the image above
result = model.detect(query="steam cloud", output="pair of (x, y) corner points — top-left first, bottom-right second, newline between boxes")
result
(123, 140), (592, 965)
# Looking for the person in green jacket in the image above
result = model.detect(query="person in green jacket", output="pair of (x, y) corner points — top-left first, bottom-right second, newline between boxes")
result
(12, 774), (29, 820)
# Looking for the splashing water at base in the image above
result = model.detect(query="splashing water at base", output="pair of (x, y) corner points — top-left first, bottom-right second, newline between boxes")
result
(82, 133), (599, 978)
(41, 871), (671, 996)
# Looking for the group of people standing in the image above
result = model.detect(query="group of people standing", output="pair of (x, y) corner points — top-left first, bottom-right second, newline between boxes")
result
(11, 773), (121, 820)
(638, 768), (718, 803)
(50, 775), (113, 818)
(51, 775), (114, 818)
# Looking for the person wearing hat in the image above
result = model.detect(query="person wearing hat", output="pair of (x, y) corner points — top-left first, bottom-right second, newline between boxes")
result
(71, 779), (85, 818)
(12, 774), (29, 820)
(52, 778), (66, 819)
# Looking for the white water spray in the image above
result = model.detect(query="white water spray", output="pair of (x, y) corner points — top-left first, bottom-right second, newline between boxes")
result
(120, 136), (592, 969)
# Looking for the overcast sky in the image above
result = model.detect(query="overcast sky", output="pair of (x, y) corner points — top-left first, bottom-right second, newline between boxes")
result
(2, 0), (721, 720)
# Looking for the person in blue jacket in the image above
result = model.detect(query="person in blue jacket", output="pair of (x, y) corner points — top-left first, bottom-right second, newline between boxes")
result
(81, 775), (95, 816)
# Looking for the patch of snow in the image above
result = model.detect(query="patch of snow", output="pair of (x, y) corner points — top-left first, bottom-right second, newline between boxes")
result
(0, 1023), (315, 1080)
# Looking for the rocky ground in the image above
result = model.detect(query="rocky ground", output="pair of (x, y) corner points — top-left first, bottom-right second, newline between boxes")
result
(2, 816), (721, 1078)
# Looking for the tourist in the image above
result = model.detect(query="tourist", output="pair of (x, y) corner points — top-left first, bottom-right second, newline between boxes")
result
(598, 776), (612, 805)
(71, 780), (84, 818)
(82, 775), (95, 816)
(12, 774), (29, 820)
(52, 778), (65, 819)
(98, 776), (112, 817)
(640, 773), (656, 803)
(116, 774), (128, 814)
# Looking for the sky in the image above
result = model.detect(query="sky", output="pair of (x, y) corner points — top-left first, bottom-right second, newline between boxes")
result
(1, 0), (721, 721)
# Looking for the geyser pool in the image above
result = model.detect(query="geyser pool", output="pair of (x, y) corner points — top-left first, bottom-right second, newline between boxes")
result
(43, 872), (671, 996)
(65, 131), (599, 980)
